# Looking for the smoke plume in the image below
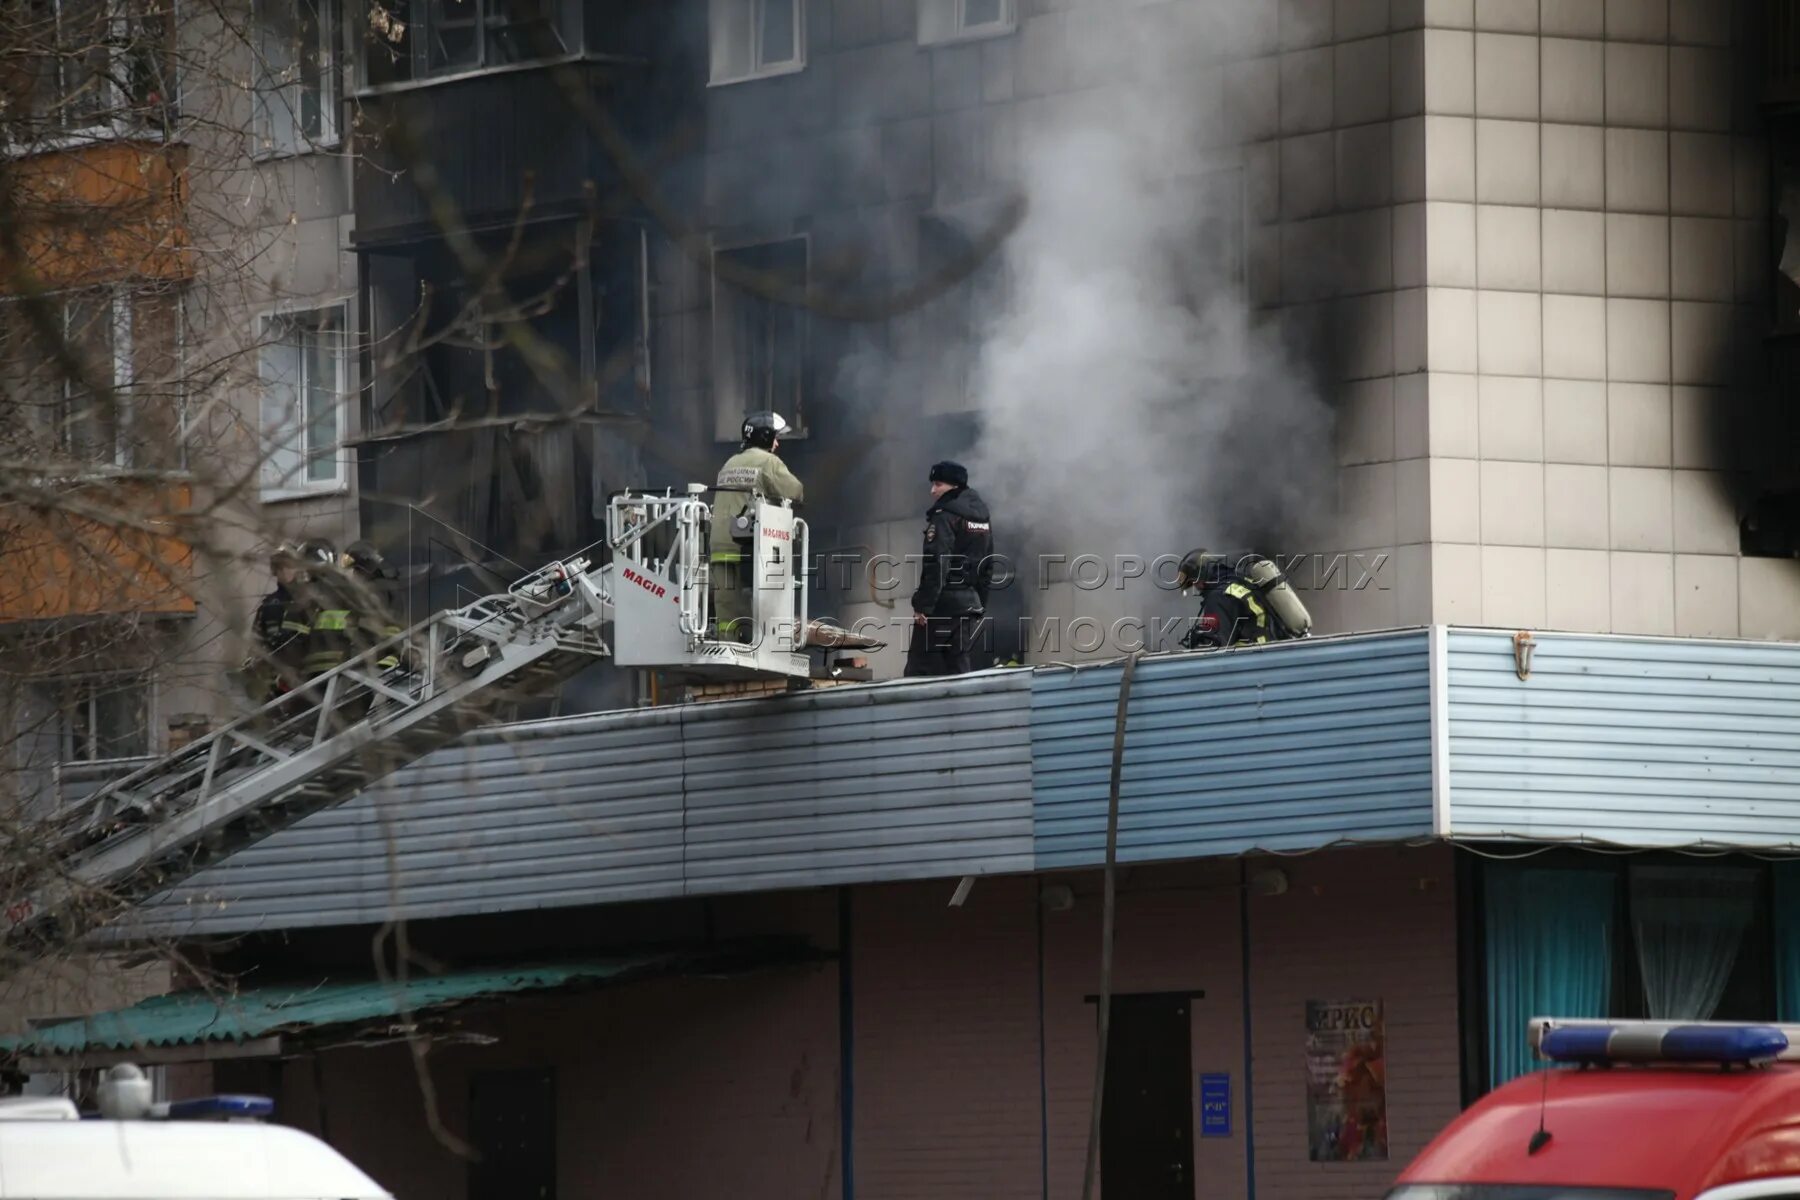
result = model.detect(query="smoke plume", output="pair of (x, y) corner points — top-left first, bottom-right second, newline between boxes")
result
(964, 0), (1334, 633)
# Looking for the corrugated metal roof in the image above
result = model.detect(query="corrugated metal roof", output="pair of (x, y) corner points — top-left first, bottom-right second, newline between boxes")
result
(109, 625), (1800, 939)
(1031, 630), (1435, 866)
(130, 671), (1034, 936)
(1444, 628), (1800, 848)
(3, 945), (815, 1056)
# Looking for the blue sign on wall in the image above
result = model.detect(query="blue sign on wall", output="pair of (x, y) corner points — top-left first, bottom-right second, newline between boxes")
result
(1200, 1072), (1231, 1137)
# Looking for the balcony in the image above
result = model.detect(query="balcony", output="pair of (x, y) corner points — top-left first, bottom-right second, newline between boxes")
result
(0, 480), (196, 623)
(0, 142), (193, 292)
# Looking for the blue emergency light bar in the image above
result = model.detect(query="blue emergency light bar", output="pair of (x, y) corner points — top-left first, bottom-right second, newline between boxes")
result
(1529, 1018), (1799, 1067)
(164, 1095), (275, 1121)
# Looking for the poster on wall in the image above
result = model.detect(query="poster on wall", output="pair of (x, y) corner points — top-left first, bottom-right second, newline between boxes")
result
(1305, 998), (1388, 1163)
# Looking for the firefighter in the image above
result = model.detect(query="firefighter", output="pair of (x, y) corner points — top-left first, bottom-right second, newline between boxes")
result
(298, 538), (354, 679)
(243, 543), (309, 703)
(709, 410), (804, 642)
(341, 541), (403, 671)
(1176, 549), (1313, 650)
(904, 460), (995, 677)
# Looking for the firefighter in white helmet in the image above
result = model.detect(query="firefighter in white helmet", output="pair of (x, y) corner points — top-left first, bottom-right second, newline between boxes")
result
(709, 410), (804, 642)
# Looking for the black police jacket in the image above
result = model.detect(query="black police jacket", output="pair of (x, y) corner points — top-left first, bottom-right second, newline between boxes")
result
(912, 486), (995, 617)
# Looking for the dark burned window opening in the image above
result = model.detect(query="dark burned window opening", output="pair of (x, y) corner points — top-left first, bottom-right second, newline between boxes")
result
(711, 236), (808, 440)
(359, 0), (579, 88)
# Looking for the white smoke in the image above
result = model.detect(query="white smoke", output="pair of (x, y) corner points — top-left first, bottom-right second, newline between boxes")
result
(963, 1), (1334, 643)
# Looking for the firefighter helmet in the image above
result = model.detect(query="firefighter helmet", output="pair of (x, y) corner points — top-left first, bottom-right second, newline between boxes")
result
(341, 540), (388, 577)
(1176, 549), (1228, 594)
(741, 410), (790, 450)
(297, 538), (336, 568)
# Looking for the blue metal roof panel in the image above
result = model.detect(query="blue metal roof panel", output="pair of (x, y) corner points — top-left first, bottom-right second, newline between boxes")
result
(1031, 632), (1435, 867)
(129, 672), (1033, 934)
(1443, 628), (1800, 848)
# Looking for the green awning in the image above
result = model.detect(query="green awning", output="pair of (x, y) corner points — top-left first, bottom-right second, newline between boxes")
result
(3, 942), (821, 1060)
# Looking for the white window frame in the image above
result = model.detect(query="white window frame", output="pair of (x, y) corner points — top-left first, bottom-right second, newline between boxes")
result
(45, 675), (154, 765)
(252, 0), (342, 158)
(6, 0), (176, 154)
(917, 0), (1014, 46)
(57, 288), (134, 469)
(709, 234), (809, 442)
(707, 0), (805, 87)
(257, 300), (351, 501)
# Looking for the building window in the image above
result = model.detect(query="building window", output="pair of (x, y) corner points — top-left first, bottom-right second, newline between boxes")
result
(254, 0), (339, 155)
(47, 678), (151, 762)
(917, 0), (1013, 46)
(1, 289), (180, 472)
(12, 0), (175, 139)
(259, 304), (347, 497)
(1176, 165), (1247, 314)
(469, 1069), (554, 1200)
(708, 0), (803, 86)
(1480, 856), (1772, 1092)
(359, 0), (577, 88)
(58, 290), (133, 467)
(916, 210), (1009, 416)
(711, 237), (806, 441)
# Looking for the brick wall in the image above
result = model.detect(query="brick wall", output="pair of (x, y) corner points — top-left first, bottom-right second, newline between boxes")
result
(270, 894), (844, 1200)
(1245, 843), (1462, 1200)
(1039, 860), (1248, 1200)
(851, 846), (1460, 1200)
(246, 850), (1460, 1200)
(851, 875), (1044, 1200)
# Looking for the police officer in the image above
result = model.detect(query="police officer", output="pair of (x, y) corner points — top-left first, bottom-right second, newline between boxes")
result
(245, 543), (309, 703)
(1176, 550), (1270, 650)
(905, 460), (995, 677)
(709, 410), (804, 642)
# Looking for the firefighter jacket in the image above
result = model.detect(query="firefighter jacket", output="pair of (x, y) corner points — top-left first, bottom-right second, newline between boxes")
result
(912, 486), (995, 617)
(301, 570), (402, 677)
(1184, 576), (1270, 650)
(250, 582), (309, 693)
(709, 446), (805, 561)
(254, 584), (308, 663)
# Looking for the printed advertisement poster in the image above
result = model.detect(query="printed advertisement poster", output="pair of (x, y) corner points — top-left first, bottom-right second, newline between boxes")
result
(1305, 998), (1388, 1163)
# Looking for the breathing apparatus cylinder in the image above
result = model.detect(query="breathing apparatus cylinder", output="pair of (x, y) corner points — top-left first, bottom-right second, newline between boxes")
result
(1239, 556), (1313, 638)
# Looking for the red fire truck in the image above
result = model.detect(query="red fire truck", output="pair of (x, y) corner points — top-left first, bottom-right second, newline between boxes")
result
(1388, 1019), (1800, 1200)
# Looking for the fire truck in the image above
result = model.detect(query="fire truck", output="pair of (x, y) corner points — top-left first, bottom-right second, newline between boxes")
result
(1389, 1018), (1800, 1200)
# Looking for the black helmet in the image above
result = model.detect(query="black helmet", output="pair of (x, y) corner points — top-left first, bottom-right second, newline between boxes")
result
(297, 538), (336, 568)
(741, 410), (790, 450)
(342, 540), (389, 577)
(1176, 549), (1229, 594)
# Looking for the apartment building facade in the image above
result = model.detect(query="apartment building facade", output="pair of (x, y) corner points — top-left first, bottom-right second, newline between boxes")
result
(6, 0), (1800, 1196)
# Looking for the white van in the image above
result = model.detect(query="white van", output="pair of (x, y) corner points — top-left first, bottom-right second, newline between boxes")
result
(0, 1066), (392, 1199)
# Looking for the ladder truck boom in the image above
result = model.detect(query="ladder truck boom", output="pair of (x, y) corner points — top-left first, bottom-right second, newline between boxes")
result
(3, 488), (849, 956)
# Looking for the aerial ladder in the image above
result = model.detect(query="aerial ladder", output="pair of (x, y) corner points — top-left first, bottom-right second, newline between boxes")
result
(3, 487), (876, 954)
